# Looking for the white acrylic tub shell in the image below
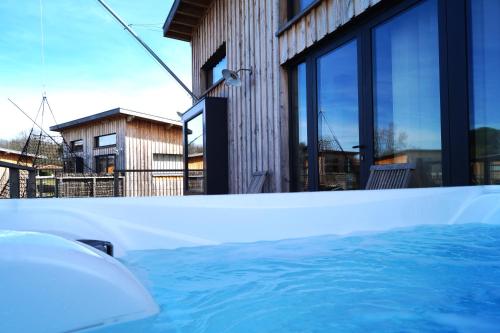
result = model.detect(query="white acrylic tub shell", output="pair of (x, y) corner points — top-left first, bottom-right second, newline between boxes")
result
(0, 186), (500, 332)
(1, 186), (499, 258)
(0, 231), (159, 333)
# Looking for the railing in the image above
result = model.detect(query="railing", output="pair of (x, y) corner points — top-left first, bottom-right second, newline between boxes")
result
(471, 155), (500, 185)
(2, 167), (184, 199)
(0, 161), (36, 199)
(55, 174), (124, 198)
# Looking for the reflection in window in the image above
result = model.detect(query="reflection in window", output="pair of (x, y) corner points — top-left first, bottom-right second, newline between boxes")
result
(71, 139), (83, 153)
(291, 62), (309, 191)
(290, 0), (315, 17)
(211, 56), (227, 84)
(186, 113), (204, 193)
(373, 0), (442, 187)
(95, 133), (116, 148)
(317, 40), (360, 190)
(203, 44), (227, 89)
(95, 155), (115, 175)
(469, 0), (500, 185)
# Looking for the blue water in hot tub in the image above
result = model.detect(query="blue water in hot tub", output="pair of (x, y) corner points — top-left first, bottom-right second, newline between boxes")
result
(112, 224), (500, 333)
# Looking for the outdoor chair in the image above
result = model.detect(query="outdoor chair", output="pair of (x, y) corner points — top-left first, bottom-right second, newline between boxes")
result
(246, 171), (268, 194)
(365, 163), (416, 190)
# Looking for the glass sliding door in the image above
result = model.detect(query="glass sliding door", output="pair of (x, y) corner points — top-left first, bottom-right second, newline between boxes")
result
(317, 40), (360, 190)
(291, 63), (309, 191)
(469, 0), (500, 185)
(186, 113), (204, 193)
(372, 0), (442, 187)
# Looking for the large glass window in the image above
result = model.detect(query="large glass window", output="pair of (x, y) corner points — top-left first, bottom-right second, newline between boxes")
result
(186, 113), (204, 193)
(70, 139), (83, 153)
(317, 40), (360, 190)
(94, 133), (116, 148)
(95, 155), (115, 175)
(211, 56), (227, 85)
(373, 0), (442, 187)
(469, 0), (500, 185)
(291, 62), (309, 191)
(203, 44), (227, 89)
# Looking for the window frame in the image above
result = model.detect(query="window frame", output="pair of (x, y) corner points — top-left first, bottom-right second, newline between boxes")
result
(95, 154), (116, 175)
(201, 43), (227, 93)
(287, 0), (471, 190)
(94, 133), (117, 148)
(183, 107), (206, 195)
(70, 139), (83, 153)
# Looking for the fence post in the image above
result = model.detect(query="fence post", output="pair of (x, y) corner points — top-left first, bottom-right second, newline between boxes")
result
(92, 178), (97, 197)
(9, 168), (20, 199)
(114, 171), (120, 197)
(27, 170), (36, 198)
(55, 178), (60, 198)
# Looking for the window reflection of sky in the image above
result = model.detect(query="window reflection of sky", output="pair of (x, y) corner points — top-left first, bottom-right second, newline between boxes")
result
(373, 0), (441, 152)
(470, 0), (500, 130)
(187, 114), (203, 155)
(317, 40), (359, 152)
(300, 0), (315, 11)
(297, 63), (308, 146)
(212, 57), (227, 84)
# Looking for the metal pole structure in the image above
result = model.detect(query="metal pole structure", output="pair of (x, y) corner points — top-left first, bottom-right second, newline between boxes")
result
(96, 0), (199, 102)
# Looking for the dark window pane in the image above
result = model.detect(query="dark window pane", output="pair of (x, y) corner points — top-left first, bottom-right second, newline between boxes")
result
(95, 134), (116, 148)
(107, 155), (115, 174)
(373, 0), (442, 187)
(291, 62), (309, 191)
(317, 40), (360, 191)
(291, 0), (315, 16)
(71, 140), (83, 153)
(75, 157), (84, 173)
(469, 0), (500, 185)
(95, 155), (115, 175)
(186, 113), (204, 193)
(96, 156), (106, 174)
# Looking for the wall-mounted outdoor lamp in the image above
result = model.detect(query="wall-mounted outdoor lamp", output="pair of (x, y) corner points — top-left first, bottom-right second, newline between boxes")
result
(222, 68), (253, 87)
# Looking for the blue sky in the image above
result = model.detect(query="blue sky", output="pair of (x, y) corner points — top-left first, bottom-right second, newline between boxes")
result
(0, 0), (192, 139)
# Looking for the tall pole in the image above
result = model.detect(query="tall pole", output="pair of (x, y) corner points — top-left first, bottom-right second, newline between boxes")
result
(96, 0), (198, 102)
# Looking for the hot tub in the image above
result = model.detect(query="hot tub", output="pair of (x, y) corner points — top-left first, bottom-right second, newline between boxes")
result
(1, 186), (499, 332)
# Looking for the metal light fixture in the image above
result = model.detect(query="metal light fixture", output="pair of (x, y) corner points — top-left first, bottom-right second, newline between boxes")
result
(222, 68), (253, 87)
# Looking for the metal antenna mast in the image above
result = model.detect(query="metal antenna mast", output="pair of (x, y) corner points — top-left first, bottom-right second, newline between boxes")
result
(96, 0), (199, 102)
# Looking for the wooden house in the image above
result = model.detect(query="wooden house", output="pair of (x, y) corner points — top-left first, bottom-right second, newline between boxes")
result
(0, 148), (35, 198)
(164, 0), (500, 193)
(50, 108), (183, 196)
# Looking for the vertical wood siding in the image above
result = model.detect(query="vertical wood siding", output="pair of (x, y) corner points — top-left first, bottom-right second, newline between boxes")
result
(125, 119), (183, 196)
(190, 0), (381, 193)
(191, 0), (282, 194)
(61, 117), (182, 196)
(279, 0), (382, 64)
(61, 117), (126, 172)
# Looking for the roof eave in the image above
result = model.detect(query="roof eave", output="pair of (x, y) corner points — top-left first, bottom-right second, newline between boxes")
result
(162, 0), (214, 42)
(50, 108), (182, 132)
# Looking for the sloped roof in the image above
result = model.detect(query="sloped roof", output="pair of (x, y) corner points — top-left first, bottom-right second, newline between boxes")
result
(0, 147), (34, 157)
(163, 0), (213, 42)
(49, 108), (182, 132)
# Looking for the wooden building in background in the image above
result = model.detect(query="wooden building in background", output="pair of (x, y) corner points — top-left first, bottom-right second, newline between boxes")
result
(0, 148), (35, 198)
(164, 0), (500, 193)
(50, 108), (183, 196)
